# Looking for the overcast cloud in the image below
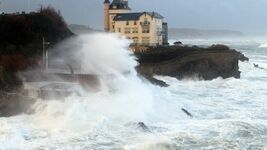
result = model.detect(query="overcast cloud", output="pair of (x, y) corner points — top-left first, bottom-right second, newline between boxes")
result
(1, 0), (267, 34)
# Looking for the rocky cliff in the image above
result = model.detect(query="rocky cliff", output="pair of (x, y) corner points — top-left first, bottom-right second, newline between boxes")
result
(136, 45), (248, 86)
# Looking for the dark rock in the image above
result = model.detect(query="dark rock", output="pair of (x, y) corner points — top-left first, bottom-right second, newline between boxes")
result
(237, 51), (249, 62)
(253, 63), (266, 70)
(136, 45), (246, 81)
(137, 122), (151, 133)
(0, 92), (35, 117)
(141, 75), (169, 87)
(181, 108), (193, 118)
(174, 41), (183, 46)
(254, 64), (259, 68)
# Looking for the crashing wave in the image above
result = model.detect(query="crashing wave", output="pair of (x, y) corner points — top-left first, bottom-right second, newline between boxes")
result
(259, 43), (267, 48)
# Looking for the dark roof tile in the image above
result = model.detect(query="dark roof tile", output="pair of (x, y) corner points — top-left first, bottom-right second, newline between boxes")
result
(110, 0), (130, 9)
(113, 12), (163, 21)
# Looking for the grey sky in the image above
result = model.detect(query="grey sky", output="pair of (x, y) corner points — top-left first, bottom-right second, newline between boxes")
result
(1, 0), (267, 33)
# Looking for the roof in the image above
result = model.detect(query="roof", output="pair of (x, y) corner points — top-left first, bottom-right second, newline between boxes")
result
(114, 13), (143, 21)
(163, 22), (168, 25)
(110, 0), (130, 10)
(104, 0), (110, 4)
(113, 12), (164, 21)
(146, 12), (164, 19)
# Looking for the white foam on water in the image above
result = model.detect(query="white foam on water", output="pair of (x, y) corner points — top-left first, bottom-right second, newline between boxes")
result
(259, 42), (267, 48)
(0, 35), (267, 149)
(0, 33), (176, 149)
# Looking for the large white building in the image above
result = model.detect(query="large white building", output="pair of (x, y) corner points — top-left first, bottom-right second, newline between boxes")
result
(104, 0), (168, 46)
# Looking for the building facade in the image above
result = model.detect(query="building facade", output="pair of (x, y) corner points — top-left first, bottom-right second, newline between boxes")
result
(104, 0), (168, 46)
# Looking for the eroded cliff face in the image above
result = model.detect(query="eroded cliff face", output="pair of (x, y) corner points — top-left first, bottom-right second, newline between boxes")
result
(136, 45), (248, 85)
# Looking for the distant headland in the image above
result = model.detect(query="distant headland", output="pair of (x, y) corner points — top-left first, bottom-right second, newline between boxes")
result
(168, 28), (244, 39)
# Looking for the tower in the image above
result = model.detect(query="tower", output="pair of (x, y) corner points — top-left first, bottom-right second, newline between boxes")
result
(109, 0), (130, 10)
(104, 0), (110, 32)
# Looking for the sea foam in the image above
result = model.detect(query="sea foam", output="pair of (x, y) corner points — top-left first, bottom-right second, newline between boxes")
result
(259, 42), (267, 48)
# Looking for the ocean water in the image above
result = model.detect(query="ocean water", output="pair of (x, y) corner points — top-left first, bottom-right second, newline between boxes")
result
(0, 34), (267, 150)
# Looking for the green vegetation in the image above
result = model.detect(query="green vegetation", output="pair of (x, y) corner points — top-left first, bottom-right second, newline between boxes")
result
(0, 6), (73, 91)
(0, 6), (73, 56)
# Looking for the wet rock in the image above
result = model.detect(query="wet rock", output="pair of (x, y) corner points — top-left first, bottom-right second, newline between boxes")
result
(136, 45), (246, 81)
(254, 63), (266, 70)
(237, 52), (249, 62)
(181, 108), (193, 118)
(141, 75), (169, 87)
(137, 122), (151, 133)
(0, 92), (35, 117)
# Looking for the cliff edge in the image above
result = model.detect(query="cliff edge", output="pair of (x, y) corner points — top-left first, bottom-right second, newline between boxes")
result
(136, 45), (248, 86)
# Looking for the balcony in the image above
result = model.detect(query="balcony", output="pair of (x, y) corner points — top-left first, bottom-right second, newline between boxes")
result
(140, 21), (150, 26)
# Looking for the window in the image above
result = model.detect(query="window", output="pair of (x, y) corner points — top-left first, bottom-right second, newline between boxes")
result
(126, 21), (129, 25)
(134, 21), (137, 25)
(144, 18), (149, 24)
(132, 28), (138, 33)
(132, 37), (138, 44)
(157, 27), (162, 35)
(124, 28), (131, 34)
(117, 28), (121, 32)
(142, 37), (150, 44)
(142, 27), (150, 33)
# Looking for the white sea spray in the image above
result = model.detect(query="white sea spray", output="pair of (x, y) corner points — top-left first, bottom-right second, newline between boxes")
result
(0, 35), (267, 149)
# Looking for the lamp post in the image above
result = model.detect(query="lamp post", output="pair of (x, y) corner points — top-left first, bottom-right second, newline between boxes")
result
(42, 37), (50, 70)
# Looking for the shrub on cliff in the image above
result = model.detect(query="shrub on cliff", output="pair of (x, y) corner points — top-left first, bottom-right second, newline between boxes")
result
(0, 5), (73, 68)
(0, 6), (73, 91)
(0, 5), (73, 56)
(208, 44), (230, 51)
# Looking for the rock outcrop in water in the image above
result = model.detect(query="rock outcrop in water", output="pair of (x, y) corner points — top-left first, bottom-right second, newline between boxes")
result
(136, 44), (248, 86)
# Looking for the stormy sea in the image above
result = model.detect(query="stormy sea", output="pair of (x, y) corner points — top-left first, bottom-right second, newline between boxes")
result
(0, 34), (267, 150)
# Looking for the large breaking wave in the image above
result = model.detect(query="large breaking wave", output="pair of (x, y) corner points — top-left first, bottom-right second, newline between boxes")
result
(0, 34), (267, 149)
